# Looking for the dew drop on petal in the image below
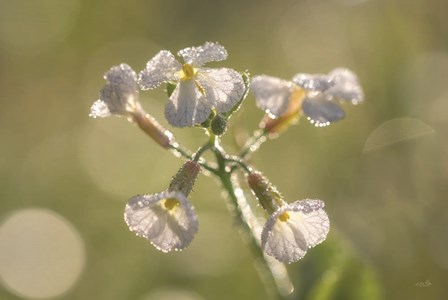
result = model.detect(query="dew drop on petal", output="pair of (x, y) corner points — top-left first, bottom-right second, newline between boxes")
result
(292, 73), (334, 92)
(178, 42), (228, 67)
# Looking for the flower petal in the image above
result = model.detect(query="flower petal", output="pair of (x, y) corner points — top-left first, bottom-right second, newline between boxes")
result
(287, 199), (330, 247)
(104, 63), (138, 90)
(251, 75), (293, 117)
(326, 68), (364, 104)
(165, 80), (211, 127)
(139, 50), (182, 90)
(196, 68), (245, 113)
(124, 190), (199, 252)
(90, 64), (138, 118)
(292, 73), (334, 92)
(177, 42), (228, 67)
(89, 100), (111, 118)
(261, 199), (330, 263)
(302, 93), (345, 127)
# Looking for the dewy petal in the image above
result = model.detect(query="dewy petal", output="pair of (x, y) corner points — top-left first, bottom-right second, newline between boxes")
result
(251, 75), (294, 117)
(177, 42), (228, 67)
(124, 190), (199, 252)
(302, 93), (345, 127)
(139, 50), (182, 90)
(165, 80), (211, 127)
(104, 63), (138, 91)
(326, 68), (364, 104)
(292, 73), (334, 92)
(196, 67), (245, 113)
(261, 199), (330, 263)
(89, 99), (111, 118)
(90, 64), (138, 118)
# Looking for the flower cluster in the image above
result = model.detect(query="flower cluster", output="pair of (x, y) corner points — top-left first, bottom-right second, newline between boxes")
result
(89, 42), (363, 265)
(90, 42), (245, 129)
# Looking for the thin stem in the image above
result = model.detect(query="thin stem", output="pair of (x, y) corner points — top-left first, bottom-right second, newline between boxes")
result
(213, 147), (294, 300)
(168, 142), (217, 175)
(193, 144), (211, 162)
(130, 106), (216, 173)
(130, 109), (173, 149)
(168, 141), (192, 158)
(209, 130), (217, 146)
(227, 156), (252, 174)
(239, 129), (268, 159)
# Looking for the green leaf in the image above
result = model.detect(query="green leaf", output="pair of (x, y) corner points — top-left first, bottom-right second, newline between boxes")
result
(166, 81), (177, 97)
(198, 110), (215, 128)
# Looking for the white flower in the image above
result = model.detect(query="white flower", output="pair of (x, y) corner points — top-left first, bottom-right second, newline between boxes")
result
(251, 76), (295, 118)
(294, 68), (364, 105)
(139, 42), (245, 127)
(124, 190), (198, 252)
(90, 64), (139, 118)
(251, 68), (363, 127)
(261, 199), (330, 263)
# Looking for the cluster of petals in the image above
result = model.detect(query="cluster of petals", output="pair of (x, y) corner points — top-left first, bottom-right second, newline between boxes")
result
(90, 63), (140, 118)
(138, 42), (245, 127)
(124, 161), (200, 252)
(88, 45), (342, 262)
(261, 199), (330, 263)
(124, 190), (198, 252)
(251, 68), (364, 127)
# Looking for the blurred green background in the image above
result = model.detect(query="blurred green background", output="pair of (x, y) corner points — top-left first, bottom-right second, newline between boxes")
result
(1, 0), (447, 299)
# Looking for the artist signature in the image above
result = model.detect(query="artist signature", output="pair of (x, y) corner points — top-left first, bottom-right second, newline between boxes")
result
(415, 280), (431, 288)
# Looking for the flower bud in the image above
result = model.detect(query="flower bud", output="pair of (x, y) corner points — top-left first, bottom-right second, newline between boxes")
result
(247, 171), (285, 213)
(200, 111), (215, 128)
(168, 161), (201, 196)
(211, 114), (228, 136)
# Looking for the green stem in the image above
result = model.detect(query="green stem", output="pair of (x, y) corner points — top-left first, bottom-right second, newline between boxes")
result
(168, 142), (217, 174)
(227, 156), (252, 174)
(239, 129), (268, 159)
(193, 144), (211, 162)
(213, 146), (294, 300)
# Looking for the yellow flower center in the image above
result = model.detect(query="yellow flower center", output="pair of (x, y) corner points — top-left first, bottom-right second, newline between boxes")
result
(278, 212), (290, 222)
(181, 64), (196, 80)
(164, 198), (180, 210)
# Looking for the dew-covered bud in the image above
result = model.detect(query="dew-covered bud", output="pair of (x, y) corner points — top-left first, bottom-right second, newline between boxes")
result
(211, 114), (228, 136)
(168, 160), (201, 196)
(247, 171), (285, 213)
